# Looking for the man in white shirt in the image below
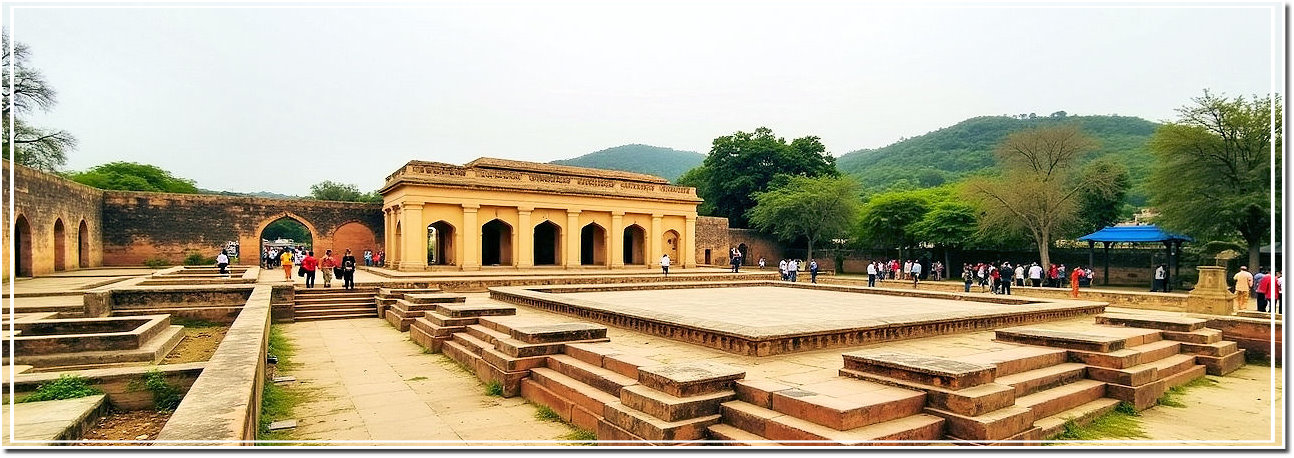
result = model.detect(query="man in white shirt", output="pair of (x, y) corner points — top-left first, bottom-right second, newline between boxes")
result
(1028, 263), (1043, 287)
(660, 254), (671, 277)
(866, 261), (878, 287)
(788, 259), (799, 282)
(1015, 265), (1025, 287)
(910, 260), (922, 288)
(779, 259), (789, 281)
(1151, 265), (1167, 292)
(216, 251), (229, 275)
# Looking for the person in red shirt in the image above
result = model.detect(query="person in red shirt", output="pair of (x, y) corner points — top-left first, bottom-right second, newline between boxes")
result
(302, 251), (318, 288)
(1048, 264), (1060, 288)
(1256, 271), (1280, 313)
(319, 250), (337, 288)
(1070, 265), (1084, 298)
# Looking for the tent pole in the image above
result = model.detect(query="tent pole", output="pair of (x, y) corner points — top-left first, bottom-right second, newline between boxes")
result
(1103, 242), (1111, 286)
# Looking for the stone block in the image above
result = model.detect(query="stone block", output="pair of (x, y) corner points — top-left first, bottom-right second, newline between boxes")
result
(719, 401), (780, 437)
(571, 404), (601, 432)
(768, 385), (925, 431)
(403, 293), (466, 304)
(1161, 329), (1223, 344)
(510, 323), (608, 344)
(596, 418), (649, 446)
(602, 401), (720, 442)
(636, 361), (746, 398)
(1067, 349), (1141, 369)
(959, 347), (1068, 377)
(924, 405), (1033, 441)
(545, 355), (638, 395)
(531, 368), (621, 417)
(619, 384), (735, 422)
(993, 363), (1086, 397)
(1013, 379), (1105, 419)
(734, 379), (795, 410)
(1104, 379), (1167, 411)
(437, 303), (516, 318)
(838, 368), (1015, 417)
(603, 353), (657, 380)
(563, 342), (619, 367)
(1178, 341), (1239, 357)
(841, 351), (995, 390)
(521, 379), (572, 421)
(1096, 313), (1206, 332)
(496, 337), (607, 358)
(1084, 365), (1158, 387)
(1196, 349), (1246, 376)
(995, 328), (1127, 352)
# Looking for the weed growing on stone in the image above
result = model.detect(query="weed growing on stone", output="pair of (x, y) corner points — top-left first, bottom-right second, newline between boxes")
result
(143, 258), (169, 268)
(560, 428), (597, 445)
(258, 325), (307, 443)
(485, 380), (504, 397)
(1157, 377), (1219, 408)
(534, 405), (562, 422)
(140, 369), (182, 411)
(1046, 402), (1146, 444)
(171, 317), (223, 328)
(267, 325), (297, 371)
(21, 374), (101, 403)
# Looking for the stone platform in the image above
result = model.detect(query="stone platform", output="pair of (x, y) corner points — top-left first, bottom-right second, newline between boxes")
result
(490, 282), (1107, 356)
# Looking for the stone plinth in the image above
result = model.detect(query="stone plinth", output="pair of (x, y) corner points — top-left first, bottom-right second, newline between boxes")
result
(842, 351), (996, 390)
(637, 361), (745, 398)
(994, 328), (1128, 352)
(1186, 266), (1234, 315)
(1095, 313), (1206, 332)
(509, 323), (607, 344)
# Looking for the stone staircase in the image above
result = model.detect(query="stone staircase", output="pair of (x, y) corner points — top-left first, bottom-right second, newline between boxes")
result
(292, 287), (378, 322)
(376, 288), (463, 332)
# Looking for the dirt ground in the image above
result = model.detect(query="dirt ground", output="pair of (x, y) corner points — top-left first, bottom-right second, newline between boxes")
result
(161, 326), (229, 364)
(75, 410), (172, 445)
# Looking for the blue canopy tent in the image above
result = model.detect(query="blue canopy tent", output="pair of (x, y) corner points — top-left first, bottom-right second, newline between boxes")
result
(1077, 225), (1193, 290)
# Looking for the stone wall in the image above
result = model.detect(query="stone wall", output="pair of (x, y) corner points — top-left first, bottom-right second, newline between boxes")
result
(728, 228), (783, 266)
(101, 191), (383, 266)
(2, 160), (106, 276)
(694, 216), (730, 266)
(823, 276), (1189, 312)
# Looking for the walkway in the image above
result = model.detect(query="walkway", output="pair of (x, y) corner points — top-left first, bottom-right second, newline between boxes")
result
(279, 318), (574, 445)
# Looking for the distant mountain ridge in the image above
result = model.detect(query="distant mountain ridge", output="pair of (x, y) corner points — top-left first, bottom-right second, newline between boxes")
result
(836, 114), (1159, 203)
(551, 144), (704, 182)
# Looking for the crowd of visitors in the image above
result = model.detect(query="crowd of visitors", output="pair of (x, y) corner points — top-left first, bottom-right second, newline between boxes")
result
(259, 245), (365, 289)
(1235, 266), (1282, 313)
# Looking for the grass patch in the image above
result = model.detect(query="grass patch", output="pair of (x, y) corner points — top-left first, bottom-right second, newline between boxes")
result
(1157, 376), (1219, 408)
(1045, 402), (1146, 443)
(560, 428), (597, 445)
(485, 380), (504, 397)
(267, 325), (296, 371)
(257, 324), (307, 443)
(129, 369), (182, 411)
(171, 317), (223, 328)
(20, 374), (102, 403)
(534, 405), (562, 422)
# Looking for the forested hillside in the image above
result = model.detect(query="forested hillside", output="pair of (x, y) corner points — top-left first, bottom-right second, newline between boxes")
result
(551, 144), (704, 182)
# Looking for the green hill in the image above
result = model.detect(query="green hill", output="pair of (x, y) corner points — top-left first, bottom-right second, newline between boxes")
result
(837, 114), (1159, 204)
(552, 144), (704, 182)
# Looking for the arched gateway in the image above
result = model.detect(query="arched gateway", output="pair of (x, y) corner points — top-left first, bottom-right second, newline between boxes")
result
(379, 158), (701, 271)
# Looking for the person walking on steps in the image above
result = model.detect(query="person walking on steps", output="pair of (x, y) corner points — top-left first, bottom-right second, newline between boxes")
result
(320, 249), (336, 288)
(341, 249), (358, 290)
(216, 251), (229, 275)
(660, 254), (671, 277)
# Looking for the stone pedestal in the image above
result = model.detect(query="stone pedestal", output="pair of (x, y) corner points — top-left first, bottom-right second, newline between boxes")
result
(1186, 266), (1234, 315)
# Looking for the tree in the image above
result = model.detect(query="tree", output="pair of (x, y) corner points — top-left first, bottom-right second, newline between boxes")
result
(67, 162), (199, 193)
(747, 175), (861, 261)
(674, 166), (716, 216)
(856, 190), (931, 261)
(309, 180), (382, 203)
(694, 127), (838, 227)
(910, 201), (979, 272)
(263, 219), (312, 245)
(963, 124), (1120, 268)
(2, 32), (75, 171)
(1147, 90), (1281, 271)
(1073, 158), (1131, 236)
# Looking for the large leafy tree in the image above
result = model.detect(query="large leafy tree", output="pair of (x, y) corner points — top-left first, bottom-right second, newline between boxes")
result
(747, 175), (861, 261)
(68, 161), (199, 193)
(1147, 90), (1281, 271)
(690, 127), (837, 227)
(963, 124), (1121, 268)
(910, 200), (979, 271)
(2, 32), (76, 171)
(1073, 157), (1132, 236)
(856, 190), (931, 261)
(309, 180), (382, 203)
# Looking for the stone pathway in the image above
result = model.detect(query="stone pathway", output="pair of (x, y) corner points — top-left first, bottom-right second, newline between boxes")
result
(278, 318), (575, 445)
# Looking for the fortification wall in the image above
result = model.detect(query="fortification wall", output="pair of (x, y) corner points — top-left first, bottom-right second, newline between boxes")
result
(3, 160), (105, 276)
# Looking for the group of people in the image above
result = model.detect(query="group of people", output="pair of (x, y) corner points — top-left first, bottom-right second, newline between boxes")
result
(863, 259), (928, 287)
(1232, 266), (1283, 313)
(956, 261), (1094, 297)
(265, 246), (361, 289)
(767, 258), (819, 283)
(363, 249), (386, 267)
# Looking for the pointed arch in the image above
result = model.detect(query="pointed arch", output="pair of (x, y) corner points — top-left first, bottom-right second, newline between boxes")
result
(78, 219), (90, 268)
(662, 229), (681, 265)
(623, 224), (646, 266)
(14, 214), (32, 277)
(427, 220), (456, 265)
(481, 219), (514, 266)
(534, 220), (562, 266)
(580, 222), (607, 266)
(53, 218), (66, 271)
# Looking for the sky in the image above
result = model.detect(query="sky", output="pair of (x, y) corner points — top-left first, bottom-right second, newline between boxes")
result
(9, 1), (1282, 195)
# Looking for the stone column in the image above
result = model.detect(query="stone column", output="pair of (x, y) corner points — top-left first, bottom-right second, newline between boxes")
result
(610, 211), (625, 269)
(649, 214), (663, 268)
(565, 210), (581, 268)
(1186, 266), (1234, 315)
(399, 203), (426, 271)
(684, 216), (697, 268)
(517, 207), (534, 268)
(383, 207), (393, 264)
(462, 204), (480, 270)
(390, 205), (402, 266)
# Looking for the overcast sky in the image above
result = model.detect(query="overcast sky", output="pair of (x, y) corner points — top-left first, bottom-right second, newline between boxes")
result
(11, 1), (1281, 195)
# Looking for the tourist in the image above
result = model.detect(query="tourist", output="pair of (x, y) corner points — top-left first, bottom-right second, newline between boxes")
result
(866, 261), (878, 287)
(889, 259), (900, 280)
(341, 249), (358, 289)
(293, 249), (305, 269)
(1028, 263), (1043, 288)
(1150, 265), (1167, 292)
(730, 247), (741, 273)
(1233, 266), (1253, 312)
(809, 259), (819, 284)
(910, 260), (921, 288)
(1084, 267), (1095, 287)
(216, 250), (229, 275)
(1058, 264), (1068, 288)
(1254, 268), (1268, 312)
(989, 265), (1000, 294)
(1000, 262), (1013, 295)
(1256, 269), (1278, 313)
(302, 251), (318, 288)
(1070, 265), (1084, 298)
(1015, 264), (1025, 287)
(1275, 272), (1284, 314)
(788, 259), (799, 282)
(364, 249), (373, 267)
(778, 259), (788, 281)
(279, 248), (294, 281)
(758, 257), (766, 270)
(902, 260), (912, 281)
(962, 264), (974, 292)
(320, 249), (336, 288)
(1047, 264), (1060, 288)
(377, 251), (385, 267)
(660, 254), (671, 277)
(977, 263), (988, 291)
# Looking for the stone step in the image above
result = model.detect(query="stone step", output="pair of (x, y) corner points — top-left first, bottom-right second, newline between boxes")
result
(1014, 379), (1106, 420)
(294, 294), (375, 303)
(1126, 340), (1182, 364)
(995, 328), (1133, 353)
(842, 351), (995, 390)
(424, 311), (478, 328)
(377, 287), (442, 298)
(603, 401), (721, 442)
(1146, 354), (1200, 379)
(467, 324), (512, 346)
(509, 323), (607, 344)
(294, 307), (377, 318)
(497, 336), (609, 358)
(707, 423), (779, 446)
(296, 287), (377, 294)
(637, 361), (746, 398)
(837, 368), (1016, 417)
(441, 339), (526, 397)
(1096, 313), (1206, 332)
(923, 404), (1033, 441)
(766, 378), (926, 431)
(1032, 397), (1122, 439)
(620, 384), (736, 422)
(1178, 341), (1239, 357)
(1162, 364), (1209, 389)
(958, 347), (1068, 377)
(1195, 349), (1246, 376)
(294, 300), (377, 309)
(561, 342), (658, 380)
(403, 293), (467, 305)
(477, 315), (523, 334)
(388, 299), (438, 313)
(452, 332), (492, 355)
(531, 367), (623, 424)
(481, 344), (547, 372)
(1161, 328), (1223, 344)
(294, 312), (377, 322)
(437, 303), (518, 318)
(719, 400), (945, 445)
(546, 354), (639, 396)
(410, 317), (460, 352)
(993, 363), (1087, 397)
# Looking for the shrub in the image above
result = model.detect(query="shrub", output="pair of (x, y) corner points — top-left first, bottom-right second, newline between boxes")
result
(183, 252), (216, 266)
(143, 258), (169, 268)
(142, 369), (182, 411)
(21, 374), (101, 403)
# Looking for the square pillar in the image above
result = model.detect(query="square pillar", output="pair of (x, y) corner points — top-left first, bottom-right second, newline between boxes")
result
(684, 216), (697, 268)
(649, 214), (663, 267)
(610, 212), (625, 269)
(565, 210), (581, 268)
(462, 204), (480, 270)
(390, 205), (402, 266)
(517, 207), (534, 268)
(383, 207), (393, 265)
(398, 203), (426, 270)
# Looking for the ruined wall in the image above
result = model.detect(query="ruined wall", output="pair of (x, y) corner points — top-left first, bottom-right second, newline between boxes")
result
(728, 228), (784, 266)
(3, 160), (105, 276)
(101, 191), (384, 266)
(694, 216), (730, 266)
